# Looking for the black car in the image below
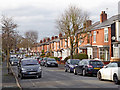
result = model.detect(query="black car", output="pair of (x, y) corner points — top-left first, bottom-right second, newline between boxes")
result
(65, 59), (80, 73)
(45, 58), (58, 67)
(40, 57), (48, 66)
(74, 59), (104, 76)
(18, 58), (42, 79)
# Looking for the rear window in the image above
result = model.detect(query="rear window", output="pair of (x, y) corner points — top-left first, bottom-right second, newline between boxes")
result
(47, 59), (56, 61)
(70, 60), (80, 65)
(89, 61), (103, 65)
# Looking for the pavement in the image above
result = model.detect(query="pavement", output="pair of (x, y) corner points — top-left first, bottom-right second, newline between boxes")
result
(2, 61), (19, 90)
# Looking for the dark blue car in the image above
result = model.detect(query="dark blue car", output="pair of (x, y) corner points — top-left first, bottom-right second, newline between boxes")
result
(74, 59), (104, 76)
(65, 59), (80, 73)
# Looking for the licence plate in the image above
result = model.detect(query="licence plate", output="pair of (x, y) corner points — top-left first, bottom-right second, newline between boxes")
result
(28, 72), (36, 74)
(94, 68), (100, 69)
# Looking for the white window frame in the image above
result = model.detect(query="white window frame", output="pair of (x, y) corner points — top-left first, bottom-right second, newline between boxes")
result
(93, 31), (96, 43)
(104, 27), (108, 42)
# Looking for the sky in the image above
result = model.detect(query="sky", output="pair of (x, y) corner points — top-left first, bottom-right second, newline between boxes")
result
(0, 0), (120, 42)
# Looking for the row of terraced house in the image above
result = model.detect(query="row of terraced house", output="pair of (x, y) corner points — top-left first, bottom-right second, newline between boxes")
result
(31, 11), (120, 62)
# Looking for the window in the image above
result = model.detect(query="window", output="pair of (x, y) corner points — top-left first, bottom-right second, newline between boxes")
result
(93, 31), (96, 43)
(114, 47), (118, 58)
(54, 42), (56, 49)
(87, 34), (90, 43)
(61, 40), (63, 47)
(65, 40), (67, 47)
(104, 28), (108, 42)
(57, 42), (60, 49)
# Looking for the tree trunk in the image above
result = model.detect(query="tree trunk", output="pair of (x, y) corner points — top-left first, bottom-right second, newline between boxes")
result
(7, 48), (10, 74)
(70, 45), (73, 59)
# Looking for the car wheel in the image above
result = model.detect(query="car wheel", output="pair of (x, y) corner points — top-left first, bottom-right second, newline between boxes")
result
(97, 72), (103, 81)
(20, 74), (23, 79)
(82, 69), (86, 76)
(39, 74), (42, 78)
(18, 74), (20, 78)
(74, 69), (77, 75)
(65, 68), (67, 72)
(68, 68), (72, 73)
(113, 74), (120, 84)
(36, 75), (39, 79)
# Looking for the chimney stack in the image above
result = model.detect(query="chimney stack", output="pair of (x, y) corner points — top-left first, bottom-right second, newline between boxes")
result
(59, 33), (62, 38)
(55, 36), (58, 39)
(43, 38), (46, 42)
(47, 38), (50, 41)
(40, 40), (42, 43)
(100, 11), (107, 23)
(86, 20), (92, 27)
(51, 36), (54, 40)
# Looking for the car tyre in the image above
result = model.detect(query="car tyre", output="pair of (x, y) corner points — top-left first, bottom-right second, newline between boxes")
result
(74, 69), (77, 75)
(97, 72), (103, 81)
(65, 68), (67, 72)
(18, 74), (20, 78)
(68, 68), (72, 73)
(82, 69), (86, 76)
(113, 74), (120, 84)
(20, 74), (23, 79)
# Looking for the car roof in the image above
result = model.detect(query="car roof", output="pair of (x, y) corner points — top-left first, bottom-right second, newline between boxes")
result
(82, 59), (102, 61)
(21, 58), (36, 61)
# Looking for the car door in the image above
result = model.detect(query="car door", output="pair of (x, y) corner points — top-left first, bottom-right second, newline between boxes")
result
(77, 60), (84, 74)
(101, 63), (114, 80)
(65, 60), (69, 70)
(18, 62), (21, 75)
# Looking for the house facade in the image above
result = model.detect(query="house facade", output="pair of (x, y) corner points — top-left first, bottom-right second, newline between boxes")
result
(31, 11), (120, 62)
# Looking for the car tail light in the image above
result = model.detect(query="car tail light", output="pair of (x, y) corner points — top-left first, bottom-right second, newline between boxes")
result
(87, 65), (93, 68)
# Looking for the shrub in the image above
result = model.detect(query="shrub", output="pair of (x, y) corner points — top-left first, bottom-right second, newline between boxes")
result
(64, 53), (88, 62)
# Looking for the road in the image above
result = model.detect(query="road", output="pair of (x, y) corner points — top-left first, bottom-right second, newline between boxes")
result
(12, 65), (120, 89)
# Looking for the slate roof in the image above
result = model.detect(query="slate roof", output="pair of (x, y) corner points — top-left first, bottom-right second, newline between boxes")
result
(91, 14), (120, 30)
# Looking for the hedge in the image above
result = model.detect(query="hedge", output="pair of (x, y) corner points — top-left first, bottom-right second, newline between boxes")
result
(64, 53), (88, 62)
(49, 56), (59, 61)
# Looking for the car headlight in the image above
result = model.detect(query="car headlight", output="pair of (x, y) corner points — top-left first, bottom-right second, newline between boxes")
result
(47, 62), (50, 64)
(70, 65), (74, 68)
(21, 68), (26, 72)
(11, 62), (14, 64)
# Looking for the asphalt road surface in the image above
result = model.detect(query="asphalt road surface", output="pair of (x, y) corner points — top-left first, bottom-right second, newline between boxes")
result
(12, 65), (120, 89)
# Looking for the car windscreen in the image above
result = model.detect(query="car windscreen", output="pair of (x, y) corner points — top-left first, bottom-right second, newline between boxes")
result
(118, 62), (120, 67)
(47, 59), (56, 61)
(70, 60), (80, 65)
(89, 61), (103, 65)
(21, 60), (39, 66)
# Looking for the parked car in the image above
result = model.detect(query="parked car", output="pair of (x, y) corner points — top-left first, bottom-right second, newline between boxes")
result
(38, 58), (43, 64)
(65, 59), (80, 73)
(40, 57), (48, 66)
(10, 57), (19, 66)
(97, 61), (120, 84)
(18, 58), (42, 79)
(44, 58), (58, 67)
(74, 59), (104, 76)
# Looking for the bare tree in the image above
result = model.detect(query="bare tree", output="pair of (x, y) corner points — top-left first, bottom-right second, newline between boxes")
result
(24, 30), (38, 51)
(1, 15), (17, 73)
(56, 5), (90, 59)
